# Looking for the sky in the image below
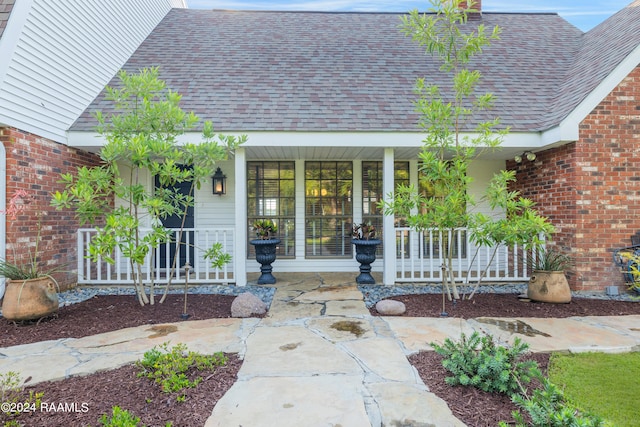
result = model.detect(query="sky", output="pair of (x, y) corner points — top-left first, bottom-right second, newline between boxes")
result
(185, 0), (633, 32)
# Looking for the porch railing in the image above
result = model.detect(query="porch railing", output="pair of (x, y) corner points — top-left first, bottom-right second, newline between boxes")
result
(394, 227), (540, 283)
(77, 228), (235, 285)
(77, 226), (538, 285)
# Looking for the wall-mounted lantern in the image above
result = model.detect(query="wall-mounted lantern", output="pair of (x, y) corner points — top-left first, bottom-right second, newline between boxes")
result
(514, 151), (537, 164)
(212, 167), (226, 196)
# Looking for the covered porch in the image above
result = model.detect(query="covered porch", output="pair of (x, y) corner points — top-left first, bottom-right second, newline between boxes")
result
(76, 226), (537, 286)
(70, 138), (544, 287)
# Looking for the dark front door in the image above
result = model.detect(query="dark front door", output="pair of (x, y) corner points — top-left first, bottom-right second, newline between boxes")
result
(155, 175), (195, 270)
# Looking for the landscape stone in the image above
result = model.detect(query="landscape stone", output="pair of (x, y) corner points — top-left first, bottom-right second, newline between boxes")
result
(375, 299), (406, 315)
(231, 292), (267, 318)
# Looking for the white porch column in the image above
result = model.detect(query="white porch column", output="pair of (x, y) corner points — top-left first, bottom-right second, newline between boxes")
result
(234, 148), (247, 286)
(382, 148), (396, 285)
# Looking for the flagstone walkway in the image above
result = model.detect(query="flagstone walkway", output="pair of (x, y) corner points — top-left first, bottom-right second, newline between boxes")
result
(1, 272), (639, 426)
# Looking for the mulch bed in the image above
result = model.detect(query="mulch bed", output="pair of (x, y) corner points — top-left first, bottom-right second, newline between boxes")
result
(410, 351), (550, 427)
(1, 291), (637, 426)
(0, 293), (238, 347)
(2, 355), (242, 427)
(370, 292), (640, 318)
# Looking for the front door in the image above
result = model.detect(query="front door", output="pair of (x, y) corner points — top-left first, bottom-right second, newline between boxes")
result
(155, 175), (194, 270)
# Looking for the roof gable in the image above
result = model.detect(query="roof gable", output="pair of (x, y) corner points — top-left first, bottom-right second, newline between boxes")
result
(71, 8), (635, 135)
(544, 0), (640, 130)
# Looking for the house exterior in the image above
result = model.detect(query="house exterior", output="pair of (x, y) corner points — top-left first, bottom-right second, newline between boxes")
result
(2, 0), (640, 293)
(0, 0), (186, 293)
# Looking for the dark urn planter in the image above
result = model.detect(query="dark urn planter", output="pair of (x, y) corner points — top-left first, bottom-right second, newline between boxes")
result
(352, 239), (381, 284)
(250, 238), (280, 284)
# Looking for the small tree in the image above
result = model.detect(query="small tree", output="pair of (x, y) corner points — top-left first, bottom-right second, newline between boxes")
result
(467, 170), (554, 298)
(382, 0), (552, 299)
(52, 67), (245, 305)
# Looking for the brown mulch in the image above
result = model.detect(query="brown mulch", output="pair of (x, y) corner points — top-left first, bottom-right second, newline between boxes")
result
(0, 293), (238, 348)
(375, 292), (639, 426)
(0, 294), (243, 427)
(1, 291), (638, 426)
(410, 351), (551, 427)
(370, 292), (640, 318)
(4, 356), (242, 427)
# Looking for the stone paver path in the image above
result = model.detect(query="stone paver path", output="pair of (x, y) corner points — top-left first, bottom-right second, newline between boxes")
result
(1, 272), (639, 426)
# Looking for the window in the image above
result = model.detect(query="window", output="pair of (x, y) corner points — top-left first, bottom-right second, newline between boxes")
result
(418, 161), (467, 258)
(247, 161), (295, 257)
(362, 161), (410, 255)
(305, 161), (352, 257)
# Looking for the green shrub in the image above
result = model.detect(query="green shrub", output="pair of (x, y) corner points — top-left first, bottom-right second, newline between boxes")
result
(97, 406), (173, 427)
(98, 406), (143, 427)
(136, 343), (228, 399)
(0, 371), (43, 425)
(431, 331), (539, 396)
(501, 373), (604, 427)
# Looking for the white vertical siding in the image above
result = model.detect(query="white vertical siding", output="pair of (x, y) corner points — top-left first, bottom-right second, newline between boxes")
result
(0, 0), (184, 142)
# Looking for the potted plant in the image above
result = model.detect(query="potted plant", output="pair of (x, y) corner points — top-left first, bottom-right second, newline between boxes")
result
(527, 246), (573, 303)
(1, 190), (61, 321)
(249, 219), (280, 284)
(351, 222), (382, 284)
(613, 247), (640, 294)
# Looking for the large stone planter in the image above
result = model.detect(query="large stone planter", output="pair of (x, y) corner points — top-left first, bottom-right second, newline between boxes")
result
(250, 238), (280, 284)
(352, 239), (381, 284)
(528, 270), (571, 303)
(1, 277), (59, 321)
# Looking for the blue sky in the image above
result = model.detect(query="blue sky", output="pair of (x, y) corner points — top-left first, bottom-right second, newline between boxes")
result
(185, 0), (632, 31)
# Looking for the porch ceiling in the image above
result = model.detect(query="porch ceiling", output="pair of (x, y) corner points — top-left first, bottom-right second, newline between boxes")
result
(243, 145), (532, 162)
(245, 146), (421, 160)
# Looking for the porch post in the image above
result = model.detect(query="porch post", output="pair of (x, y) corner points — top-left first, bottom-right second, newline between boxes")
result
(234, 147), (247, 286)
(382, 148), (396, 285)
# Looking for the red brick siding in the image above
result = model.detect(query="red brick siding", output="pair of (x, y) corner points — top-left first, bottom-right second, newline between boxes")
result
(1, 127), (102, 290)
(509, 65), (640, 292)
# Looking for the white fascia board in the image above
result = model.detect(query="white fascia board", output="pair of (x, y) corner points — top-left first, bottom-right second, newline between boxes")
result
(67, 130), (547, 150)
(0, 0), (33, 84)
(540, 124), (579, 148)
(550, 44), (640, 146)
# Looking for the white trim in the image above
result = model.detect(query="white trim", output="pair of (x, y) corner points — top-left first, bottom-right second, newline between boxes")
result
(553, 44), (640, 143)
(382, 148), (396, 285)
(68, 130), (549, 151)
(294, 159), (306, 259)
(234, 148), (247, 286)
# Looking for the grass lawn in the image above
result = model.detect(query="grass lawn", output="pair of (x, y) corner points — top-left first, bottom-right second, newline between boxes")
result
(549, 352), (640, 427)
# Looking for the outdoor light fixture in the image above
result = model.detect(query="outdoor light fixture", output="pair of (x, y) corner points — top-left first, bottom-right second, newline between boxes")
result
(514, 151), (537, 164)
(212, 167), (226, 195)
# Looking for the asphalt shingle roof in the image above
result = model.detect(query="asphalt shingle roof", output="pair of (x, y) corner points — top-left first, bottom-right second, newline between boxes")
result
(71, 3), (640, 133)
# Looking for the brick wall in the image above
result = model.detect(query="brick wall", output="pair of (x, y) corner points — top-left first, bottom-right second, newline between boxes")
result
(509, 65), (640, 292)
(1, 127), (102, 290)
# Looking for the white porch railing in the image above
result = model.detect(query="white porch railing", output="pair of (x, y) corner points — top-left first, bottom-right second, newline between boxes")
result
(77, 228), (235, 285)
(394, 227), (540, 283)
(77, 226), (538, 285)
